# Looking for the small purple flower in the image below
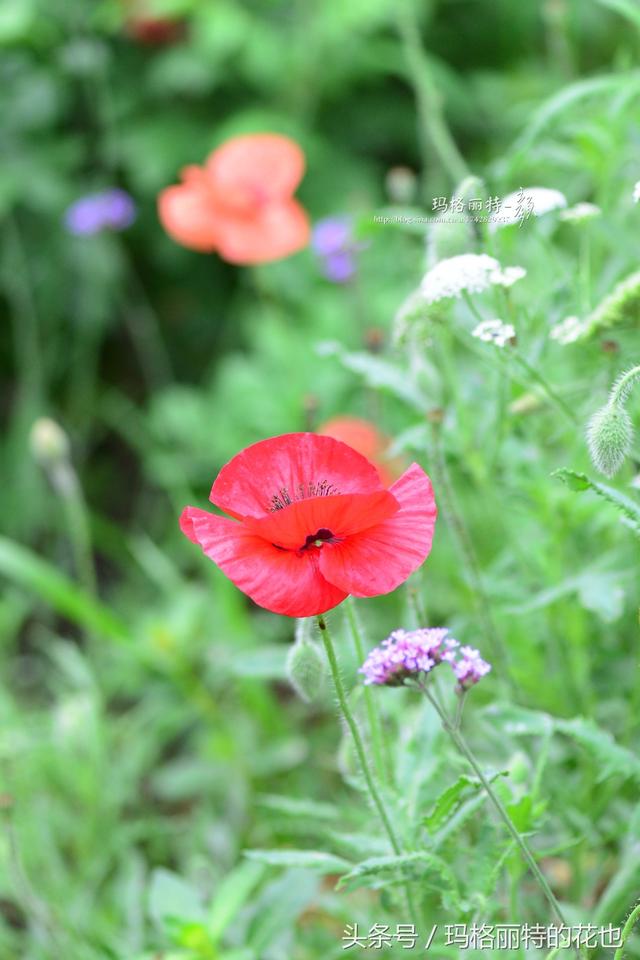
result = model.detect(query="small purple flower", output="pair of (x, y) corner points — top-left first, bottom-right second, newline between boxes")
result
(311, 216), (358, 284)
(359, 627), (451, 686)
(324, 251), (356, 283)
(360, 627), (491, 691)
(453, 646), (492, 690)
(64, 189), (136, 236)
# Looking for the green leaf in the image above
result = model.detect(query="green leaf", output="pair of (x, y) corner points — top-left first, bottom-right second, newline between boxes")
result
(256, 794), (339, 821)
(246, 870), (320, 954)
(148, 869), (204, 930)
(207, 861), (266, 944)
(423, 772), (508, 832)
(505, 794), (534, 832)
(244, 849), (350, 874)
(593, 0), (640, 31)
(0, 536), (128, 642)
(483, 704), (554, 737)
(555, 717), (640, 784)
(316, 341), (428, 411)
(337, 853), (464, 911)
(423, 775), (479, 832)
(513, 72), (640, 152)
(553, 469), (640, 535)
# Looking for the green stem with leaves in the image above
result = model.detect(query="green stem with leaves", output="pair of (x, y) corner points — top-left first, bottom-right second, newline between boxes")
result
(420, 684), (571, 934)
(317, 616), (417, 918)
(396, 0), (468, 188)
(428, 416), (514, 690)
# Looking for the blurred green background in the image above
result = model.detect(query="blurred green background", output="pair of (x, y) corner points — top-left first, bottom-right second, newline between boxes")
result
(2, 0), (640, 958)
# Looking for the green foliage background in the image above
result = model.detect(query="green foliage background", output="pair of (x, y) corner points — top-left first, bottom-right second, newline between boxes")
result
(1, 0), (640, 957)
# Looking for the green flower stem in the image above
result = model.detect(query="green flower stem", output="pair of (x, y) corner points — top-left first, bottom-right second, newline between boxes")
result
(614, 899), (640, 960)
(420, 684), (571, 933)
(512, 352), (579, 426)
(579, 231), (592, 314)
(344, 598), (393, 787)
(317, 616), (417, 918)
(461, 291), (578, 427)
(50, 460), (97, 600)
(396, 0), (468, 188)
(428, 417), (515, 693)
(611, 365), (640, 406)
(318, 616), (400, 851)
(123, 253), (174, 389)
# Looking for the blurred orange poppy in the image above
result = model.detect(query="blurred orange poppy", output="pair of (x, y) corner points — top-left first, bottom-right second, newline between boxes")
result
(318, 417), (405, 488)
(158, 134), (310, 264)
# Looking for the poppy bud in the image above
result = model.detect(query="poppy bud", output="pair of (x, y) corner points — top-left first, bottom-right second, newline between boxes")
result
(286, 631), (325, 702)
(385, 166), (417, 205)
(508, 751), (530, 786)
(30, 418), (70, 465)
(586, 401), (632, 477)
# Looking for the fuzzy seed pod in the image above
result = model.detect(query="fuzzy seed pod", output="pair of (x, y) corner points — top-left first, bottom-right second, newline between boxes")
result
(286, 635), (325, 703)
(586, 402), (633, 477)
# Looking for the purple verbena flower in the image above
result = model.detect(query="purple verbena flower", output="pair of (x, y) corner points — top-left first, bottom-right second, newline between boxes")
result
(360, 627), (491, 691)
(311, 217), (352, 257)
(360, 627), (451, 686)
(324, 251), (356, 283)
(453, 645), (492, 690)
(64, 189), (136, 236)
(311, 216), (359, 284)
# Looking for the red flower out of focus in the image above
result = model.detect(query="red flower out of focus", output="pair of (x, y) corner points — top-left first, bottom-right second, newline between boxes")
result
(180, 433), (437, 618)
(123, 0), (185, 44)
(158, 134), (310, 264)
(318, 416), (405, 487)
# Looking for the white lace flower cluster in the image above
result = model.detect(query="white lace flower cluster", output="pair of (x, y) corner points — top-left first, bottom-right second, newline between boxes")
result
(559, 202), (601, 223)
(633, 181), (640, 204)
(489, 187), (567, 231)
(472, 319), (515, 348)
(549, 316), (584, 345)
(420, 254), (526, 305)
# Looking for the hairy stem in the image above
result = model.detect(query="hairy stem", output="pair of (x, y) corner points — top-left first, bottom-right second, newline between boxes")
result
(421, 684), (571, 933)
(614, 899), (640, 960)
(344, 598), (393, 786)
(610, 365), (640, 406)
(317, 616), (417, 918)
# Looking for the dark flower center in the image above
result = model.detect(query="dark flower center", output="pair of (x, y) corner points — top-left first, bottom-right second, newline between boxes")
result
(302, 528), (335, 550)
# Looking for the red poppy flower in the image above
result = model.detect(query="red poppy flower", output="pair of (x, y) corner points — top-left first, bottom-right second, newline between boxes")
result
(123, 0), (185, 44)
(180, 433), (437, 618)
(157, 134), (310, 264)
(318, 416), (405, 487)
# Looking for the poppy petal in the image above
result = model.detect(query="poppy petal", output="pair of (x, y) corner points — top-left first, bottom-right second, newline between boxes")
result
(242, 490), (399, 550)
(158, 183), (219, 252)
(214, 200), (309, 265)
(210, 433), (385, 520)
(318, 416), (404, 487)
(206, 134), (305, 201)
(318, 463), (437, 597)
(180, 506), (346, 617)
